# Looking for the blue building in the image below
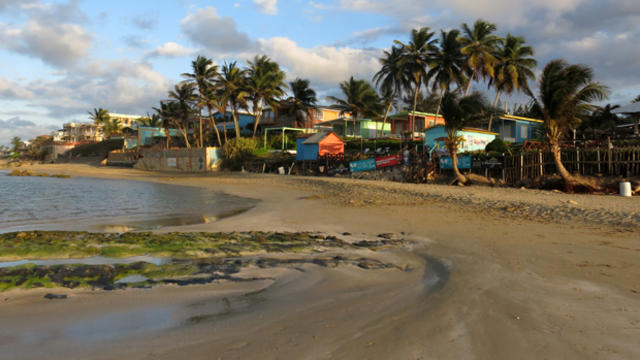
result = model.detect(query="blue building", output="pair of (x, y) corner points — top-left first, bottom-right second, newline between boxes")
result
(493, 114), (543, 143)
(214, 111), (256, 136)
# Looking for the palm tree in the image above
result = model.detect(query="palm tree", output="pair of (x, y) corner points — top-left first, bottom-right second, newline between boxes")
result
(632, 95), (640, 103)
(281, 78), (318, 128)
(373, 46), (407, 137)
(136, 114), (162, 128)
(88, 108), (110, 141)
(168, 82), (198, 148)
(427, 29), (468, 116)
(103, 118), (123, 138)
(326, 76), (380, 137)
(219, 61), (249, 139)
(533, 59), (608, 190)
(11, 136), (23, 153)
(246, 55), (287, 137)
(581, 104), (619, 138)
(182, 56), (222, 147)
(458, 19), (500, 96)
(153, 101), (179, 149)
(488, 34), (537, 130)
(394, 27), (438, 133)
(440, 92), (487, 184)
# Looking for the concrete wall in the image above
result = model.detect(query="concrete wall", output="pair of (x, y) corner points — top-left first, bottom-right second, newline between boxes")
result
(134, 147), (222, 172)
(42, 144), (76, 161)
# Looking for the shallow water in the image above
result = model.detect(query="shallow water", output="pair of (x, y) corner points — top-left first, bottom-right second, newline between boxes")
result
(0, 171), (258, 233)
(0, 255), (170, 269)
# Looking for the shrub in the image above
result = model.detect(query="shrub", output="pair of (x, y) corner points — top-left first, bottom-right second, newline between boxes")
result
(268, 134), (296, 150)
(222, 137), (258, 167)
(485, 138), (510, 154)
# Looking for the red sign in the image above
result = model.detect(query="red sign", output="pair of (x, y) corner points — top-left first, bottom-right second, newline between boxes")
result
(375, 155), (400, 168)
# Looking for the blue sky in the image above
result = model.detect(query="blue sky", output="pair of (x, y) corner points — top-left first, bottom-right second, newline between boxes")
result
(1, 0), (640, 145)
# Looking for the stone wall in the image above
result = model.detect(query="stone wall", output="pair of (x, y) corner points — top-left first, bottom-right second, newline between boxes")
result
(134, 147), (222, 172)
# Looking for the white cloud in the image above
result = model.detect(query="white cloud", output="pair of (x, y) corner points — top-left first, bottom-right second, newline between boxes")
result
(254, 0), (278, 15)
(0, 116), (57, 145)
(146, 42), (196, 58)
(181, 7), (257, 54)
(259, 37), (381, 86)
(0, 78), (35, 100)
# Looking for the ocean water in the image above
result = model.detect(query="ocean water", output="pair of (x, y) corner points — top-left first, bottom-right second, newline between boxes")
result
(0, 171), (258, 233)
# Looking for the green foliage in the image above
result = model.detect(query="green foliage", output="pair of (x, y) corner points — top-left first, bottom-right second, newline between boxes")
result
(485, 138), (510, 153)
(67, 139), (124, 158)
(222, 137), (258, 169)
(268, 134), (296, 150)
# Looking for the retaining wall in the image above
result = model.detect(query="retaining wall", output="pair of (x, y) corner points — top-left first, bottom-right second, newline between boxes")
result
(134, 147), (222, 172)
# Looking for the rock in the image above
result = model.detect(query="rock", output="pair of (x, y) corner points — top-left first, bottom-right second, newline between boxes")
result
(44, 293), (67, 300)
(520, 186), (526, 190)
(100, 158), (108, 166)
(567, 200), (578, 205)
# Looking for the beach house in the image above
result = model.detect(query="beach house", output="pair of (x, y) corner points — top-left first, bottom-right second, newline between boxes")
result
(388, 111), (445, 138)
(295, 132), (344, 161)
(314, 117), (391, 138)
(492, 114), (543, 143)
(261, 106), (343, 131)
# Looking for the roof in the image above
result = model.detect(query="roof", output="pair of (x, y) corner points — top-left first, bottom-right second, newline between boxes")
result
(499, 114), (544, 123)
(613, 102), (640, 114)
(302, 131), (342, 144)
(390, 111), (443, 119)
(316, 117), (374, 125)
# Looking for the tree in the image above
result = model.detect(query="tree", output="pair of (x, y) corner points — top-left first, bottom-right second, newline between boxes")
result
(136, 114), (162, 128)
(458, 19), (500, 96)
(167, 82), (198, 148)
(394, 27), (438, 133)
(533, 59), (608, 190)
(182, 56), (221, 147)
(401, 91), (440, 113)
(632, 95), (640, 103)
(580, 104), (619, 138)
(11, 136), (23, 153)
(246, 55), (287, 137)
(488, 34), (537, 130)
(103, 118), (123, 138)
(281, 78), (318, 128)
(373, 46), (407, 137)
(427, 29), (468, 116)
(219, 61), (249, 139)
(326, 76), (380, 137)
(440, 92), (487, 184)
(88, 108), (110, 141)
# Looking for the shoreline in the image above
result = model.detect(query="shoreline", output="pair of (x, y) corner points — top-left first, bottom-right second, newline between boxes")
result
(1, 162), (640, 359)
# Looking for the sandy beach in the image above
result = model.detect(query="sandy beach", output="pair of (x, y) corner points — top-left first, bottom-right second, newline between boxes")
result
(1, 162), (639, 359)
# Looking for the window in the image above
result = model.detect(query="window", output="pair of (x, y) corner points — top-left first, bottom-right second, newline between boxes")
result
(520, 124), (528, 139)
(315, 109), (324, 121)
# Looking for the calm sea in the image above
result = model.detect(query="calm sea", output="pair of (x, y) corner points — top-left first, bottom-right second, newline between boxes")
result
(0, 171), (258, 233)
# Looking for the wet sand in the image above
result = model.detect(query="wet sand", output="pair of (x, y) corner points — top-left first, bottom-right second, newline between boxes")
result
(1, 163), (639, 359)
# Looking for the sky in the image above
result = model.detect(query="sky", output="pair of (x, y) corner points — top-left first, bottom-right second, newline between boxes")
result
(1, 0), (639, 145)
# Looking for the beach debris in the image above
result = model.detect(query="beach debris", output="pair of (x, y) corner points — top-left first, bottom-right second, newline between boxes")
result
(514, 315), (521, 320)
(567, 200), (579, 205)
(44, 293), (67, 300)
(50, 174), (71, 178)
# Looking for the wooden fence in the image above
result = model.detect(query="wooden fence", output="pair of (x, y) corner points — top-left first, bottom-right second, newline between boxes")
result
(502, 147), (640, 184)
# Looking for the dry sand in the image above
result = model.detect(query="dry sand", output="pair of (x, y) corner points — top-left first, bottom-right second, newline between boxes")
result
(1, 162), (639, 359)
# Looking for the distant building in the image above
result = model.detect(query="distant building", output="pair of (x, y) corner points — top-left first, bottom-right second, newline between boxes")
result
(109, 113), (147, 128)
(261, 106), (344, 131)
(315, 117), (392, 138)
(388, 111), (445, 138)
(60, 122), (104, 142)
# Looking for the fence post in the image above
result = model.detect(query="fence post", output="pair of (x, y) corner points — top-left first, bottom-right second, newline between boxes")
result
(597, 149), (601, 174)
(519, 153), (523, 181)
(539, 150), (543, 177)
(608, 148), (612, 175)
(576, 148), (581, 175)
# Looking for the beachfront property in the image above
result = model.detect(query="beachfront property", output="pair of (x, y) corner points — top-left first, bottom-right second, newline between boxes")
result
(492, 114), (543, 143)
(314, 117), (392, 138)
(214, 111), (257, 136)
(388, 111), (445, 138)
(109, 113), (147, 128)
(59, 122), (105, 142)
(295, 132), (345, 161)
(425, 125), (498, 153)
(261, 106), (344, 131)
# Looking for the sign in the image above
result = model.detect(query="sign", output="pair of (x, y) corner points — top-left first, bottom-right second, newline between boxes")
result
(375, 155), (400, 168)
(167, 157), (177, 167)
(439, 155), (471, 169)
(349, 158), (376, 172)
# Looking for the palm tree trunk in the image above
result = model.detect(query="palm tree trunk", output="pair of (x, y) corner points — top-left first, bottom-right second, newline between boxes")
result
(411, 79), (421, 137)
(207, 105), (222, 147)
(198, 112), (203, 148)
(380, 102), (392, 137)
(232, 109), (241, 139)
(435, 87), (445, 117)
(551, 140), (574, 184)
(451, 151), (466, 184)
(487, 90), (501, 131)
(464, 71), (475, 96)
(252, 104), (262, 138)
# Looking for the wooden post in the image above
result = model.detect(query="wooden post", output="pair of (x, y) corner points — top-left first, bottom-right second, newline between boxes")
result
(539, 150), (543, 177)
(520, 153), (524, 181)
(597, 149), (601, 174)
(576, 148), (581, 175)
(608, 148), (612, 175)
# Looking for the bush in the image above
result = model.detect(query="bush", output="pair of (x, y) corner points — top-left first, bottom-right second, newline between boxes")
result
(485, 138), (510, 154)
(222, 137), (258, 169)
(67, 139), (124, 158)
(268, 134), (296, 150)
